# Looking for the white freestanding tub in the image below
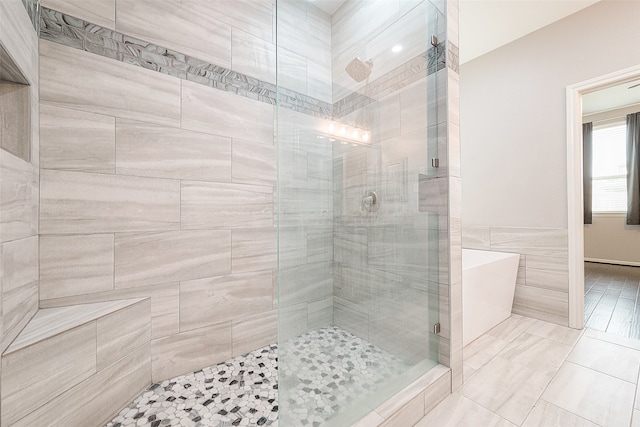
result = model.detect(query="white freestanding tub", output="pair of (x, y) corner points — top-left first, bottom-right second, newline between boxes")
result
(462, 249), (520, 346)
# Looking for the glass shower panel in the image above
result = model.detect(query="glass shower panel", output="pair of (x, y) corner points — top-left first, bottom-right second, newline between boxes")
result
(277, 1), (446, 425)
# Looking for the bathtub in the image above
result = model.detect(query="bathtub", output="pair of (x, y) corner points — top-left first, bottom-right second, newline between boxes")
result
(462, 249), (520, 346)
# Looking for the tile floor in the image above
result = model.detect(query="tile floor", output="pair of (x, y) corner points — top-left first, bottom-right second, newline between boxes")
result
(107, 285), (640, 427)
(417, 313), (640, 427)
(106, 345), (278, 427)
(584, 262), (640, 339)
(106, 326), (409, 427)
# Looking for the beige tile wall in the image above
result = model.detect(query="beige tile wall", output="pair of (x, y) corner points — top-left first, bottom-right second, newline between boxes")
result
(463, 225), (570, 325)
(0, 4), (41, 424)
(42, 0), (115, 29)
(38, 0), (333, 382)
(276, 104), (336, 340)
(3, 299), (152, 426)
(0, 82), (30, 162)
(0, 0), (40, 358)
(331, 0), (439, 102)
(38, 42), (274, 379)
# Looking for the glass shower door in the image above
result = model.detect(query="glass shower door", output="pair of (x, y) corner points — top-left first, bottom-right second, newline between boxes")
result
(276, 0), (446, 425)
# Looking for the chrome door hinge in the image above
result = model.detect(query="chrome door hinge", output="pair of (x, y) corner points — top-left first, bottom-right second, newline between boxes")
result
(433, 323), (441, 335)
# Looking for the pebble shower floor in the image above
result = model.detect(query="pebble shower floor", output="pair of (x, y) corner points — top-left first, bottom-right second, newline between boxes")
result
(106, 327), (407, 427)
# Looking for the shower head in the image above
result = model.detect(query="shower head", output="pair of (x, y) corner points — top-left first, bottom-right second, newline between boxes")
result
(345, 57), (373, 83)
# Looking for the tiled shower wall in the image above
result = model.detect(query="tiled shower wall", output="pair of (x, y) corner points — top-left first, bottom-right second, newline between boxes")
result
(330, 0), (446, 365)
(37, 0), (333, 381)
(463, 226), (570, 325)
(0, 0), (40, 356)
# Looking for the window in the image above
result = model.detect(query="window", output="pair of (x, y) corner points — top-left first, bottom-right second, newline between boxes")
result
(592, 123), (627, 212)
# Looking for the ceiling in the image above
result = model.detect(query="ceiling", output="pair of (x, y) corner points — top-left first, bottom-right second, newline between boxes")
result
(459, 0), (600, 64)
(309, 0), (345, 15)
(583, 80), (640, 116)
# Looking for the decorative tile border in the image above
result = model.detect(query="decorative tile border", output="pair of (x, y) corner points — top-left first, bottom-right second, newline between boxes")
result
(39, 7), (332, 119)
(447, 42), (459, 73)
(22, 0), (40, 33)
(39, 7), (447, 121)
(332, 43), (445, 119)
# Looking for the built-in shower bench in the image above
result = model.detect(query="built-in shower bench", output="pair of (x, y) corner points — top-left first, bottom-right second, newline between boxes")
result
(1, 298), (152, 426)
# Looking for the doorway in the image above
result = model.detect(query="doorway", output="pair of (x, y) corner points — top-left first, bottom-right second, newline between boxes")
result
(566, 64), (640, 330)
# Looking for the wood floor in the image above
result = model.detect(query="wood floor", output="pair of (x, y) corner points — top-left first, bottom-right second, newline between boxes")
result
(585, 261), (640, 339)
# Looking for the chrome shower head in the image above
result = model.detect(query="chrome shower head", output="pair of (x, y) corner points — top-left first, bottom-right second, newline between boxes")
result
(345, 57), (373, 83)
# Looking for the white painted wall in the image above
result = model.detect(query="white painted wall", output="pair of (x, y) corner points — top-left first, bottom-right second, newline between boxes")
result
(460, 0), (640, 228)
(585, 214), (640, 265)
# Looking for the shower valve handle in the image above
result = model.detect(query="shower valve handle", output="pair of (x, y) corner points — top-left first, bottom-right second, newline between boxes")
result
(362, 190), (379, 212)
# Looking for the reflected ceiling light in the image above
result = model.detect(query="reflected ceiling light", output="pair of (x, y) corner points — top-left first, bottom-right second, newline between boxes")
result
(392, 44), (403, 53)
(323, 121), (372, 145)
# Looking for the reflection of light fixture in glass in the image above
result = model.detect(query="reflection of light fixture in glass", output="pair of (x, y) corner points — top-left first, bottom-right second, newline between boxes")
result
(392, 44), (403, 53)
(324, 120), (371, 145)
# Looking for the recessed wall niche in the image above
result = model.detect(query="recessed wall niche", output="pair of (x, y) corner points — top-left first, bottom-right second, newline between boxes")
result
(0, 43), (30, 162)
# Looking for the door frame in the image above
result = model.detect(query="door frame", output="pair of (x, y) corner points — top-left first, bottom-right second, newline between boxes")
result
(566, 64), (640, 329)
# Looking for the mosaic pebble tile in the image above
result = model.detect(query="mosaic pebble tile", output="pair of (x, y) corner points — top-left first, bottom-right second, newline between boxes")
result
(106, 327), (408, 427)
(279, 327), (407, 426)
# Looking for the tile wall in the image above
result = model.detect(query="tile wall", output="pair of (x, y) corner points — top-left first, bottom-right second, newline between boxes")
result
(0, 0), (40, 357)
(2, 299), (151, 426)
(463, 226), (570, 325)
(37, 0), (332, 381)
(277, 108), (335, 340)
(35, 0), (460, 395)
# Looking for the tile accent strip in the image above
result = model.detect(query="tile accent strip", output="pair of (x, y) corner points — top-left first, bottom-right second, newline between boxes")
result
(39, 7), (332, 119)
(332, 43), (446, 119)
(22, 0), (40, 32)
(447, 42), (459, 73)
(39, 7), (447, 121)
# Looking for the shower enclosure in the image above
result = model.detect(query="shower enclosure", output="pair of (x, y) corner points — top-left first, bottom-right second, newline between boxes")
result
(276, 1), (448, 425)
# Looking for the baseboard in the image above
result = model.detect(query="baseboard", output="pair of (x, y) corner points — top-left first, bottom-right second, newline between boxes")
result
(584, 258), (640, 267)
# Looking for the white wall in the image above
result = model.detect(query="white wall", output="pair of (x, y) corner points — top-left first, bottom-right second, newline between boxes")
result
(585, 214), (640, 265)
(461, 0), (640, 228)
